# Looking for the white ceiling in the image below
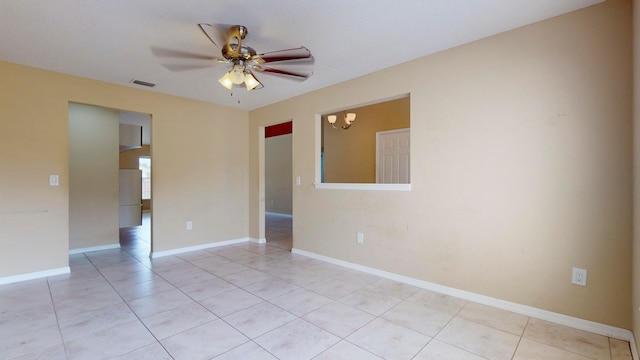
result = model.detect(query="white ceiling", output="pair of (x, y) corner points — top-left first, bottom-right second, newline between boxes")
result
(0, 0), (602, 111)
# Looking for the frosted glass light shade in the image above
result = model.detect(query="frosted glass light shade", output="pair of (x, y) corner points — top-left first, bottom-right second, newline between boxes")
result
(230, 66), (245, 84)
(218, 73), (234, 90)
(244, 73), (261, 90)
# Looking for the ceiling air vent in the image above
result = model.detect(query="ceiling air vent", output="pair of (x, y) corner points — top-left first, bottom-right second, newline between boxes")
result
(131, 79), (156, 87)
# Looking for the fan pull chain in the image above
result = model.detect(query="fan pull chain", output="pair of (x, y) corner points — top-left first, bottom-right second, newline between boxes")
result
(229, 91), (240, 104)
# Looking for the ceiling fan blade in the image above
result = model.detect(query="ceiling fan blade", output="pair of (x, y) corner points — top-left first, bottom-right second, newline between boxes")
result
(253, 65), (312, 80)
(161, 63), (215, 72)
(253, 47), (312, 64)
(151, 46), (226, 62)
(198, 23), (229, 50)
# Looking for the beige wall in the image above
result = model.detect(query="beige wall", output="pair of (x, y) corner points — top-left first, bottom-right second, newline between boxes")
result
(633, 0), (640, 353)
(68, 103), (120, 249)
(250, 0), (632, 329)
(0, 60), (249, 277)
(265, 134), (292, 215)
(1, 67), (70, 277)
(322, 97), (410, 183)
(120, 145), (151, 211)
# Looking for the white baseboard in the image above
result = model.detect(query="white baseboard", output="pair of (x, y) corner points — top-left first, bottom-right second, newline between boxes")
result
(151, 237), (250, 258)
(292, 248), (636, 346)
(251, 238), (267, 244)
(0, 267), (70, 286)
(69, 243), (120, 254)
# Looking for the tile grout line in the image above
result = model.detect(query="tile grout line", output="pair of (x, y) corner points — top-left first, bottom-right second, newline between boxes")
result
(149, 248), (293, 358)
(212, 243), (383, 359)
(45, 255), (83, 360)
(201, 243), (332, 360)
(415, 297), (484, 359)
(510, 316), (531, 360)
(87, 249), (179, 359)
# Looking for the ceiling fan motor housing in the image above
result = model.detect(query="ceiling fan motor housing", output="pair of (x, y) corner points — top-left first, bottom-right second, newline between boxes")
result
(222, 25), (256, 60)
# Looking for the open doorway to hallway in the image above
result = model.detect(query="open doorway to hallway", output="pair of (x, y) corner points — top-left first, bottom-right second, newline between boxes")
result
(67, 103), (152, 257)
(264, 121), (293, 250)
(118, 111), (152, 258)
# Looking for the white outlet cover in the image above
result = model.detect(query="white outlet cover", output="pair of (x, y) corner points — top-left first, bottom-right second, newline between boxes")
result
(49, 175), (59, 186)
(572, 267), (587, 286)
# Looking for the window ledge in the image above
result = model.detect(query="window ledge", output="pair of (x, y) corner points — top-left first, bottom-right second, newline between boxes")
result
(314, 183), (411, 191)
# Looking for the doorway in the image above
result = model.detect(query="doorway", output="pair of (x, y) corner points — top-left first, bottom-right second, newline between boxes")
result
(264, 121), (293, 249)
(68, 103), (152, 258)
(118, 111), (152, 259)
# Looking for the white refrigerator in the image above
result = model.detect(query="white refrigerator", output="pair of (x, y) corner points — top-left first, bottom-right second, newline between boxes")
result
(119, 169), (142, 227)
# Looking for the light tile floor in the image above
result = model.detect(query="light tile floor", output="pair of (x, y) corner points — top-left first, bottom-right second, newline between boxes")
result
(0, 213), (634, 359)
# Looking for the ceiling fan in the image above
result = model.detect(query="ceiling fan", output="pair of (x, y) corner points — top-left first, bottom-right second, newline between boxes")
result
(154, 24), (313, 91)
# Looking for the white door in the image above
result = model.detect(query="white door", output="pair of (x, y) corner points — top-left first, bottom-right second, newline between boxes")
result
(376, 128), (410, 184)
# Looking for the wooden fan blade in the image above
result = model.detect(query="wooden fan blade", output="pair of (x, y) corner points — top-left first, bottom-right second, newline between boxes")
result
(151, 46), (225, 62)
(161, 63), (215, 72)
(198, 23), (229, 50)
(253, 65), (312, 80)
(253, 47), (312, 64)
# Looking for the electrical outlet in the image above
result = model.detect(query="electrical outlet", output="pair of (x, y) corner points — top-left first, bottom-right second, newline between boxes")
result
(356, 232), (364, 244)
(186, 221), (193, 230)
(572, 267), (587, 286)
(49, 175), (59, 186)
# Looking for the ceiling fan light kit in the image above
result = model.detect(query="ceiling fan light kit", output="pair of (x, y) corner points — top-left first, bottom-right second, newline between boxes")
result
(193, 23), (313, 91)
(218, 62), (262, 91)
(152, 23), (313, 93)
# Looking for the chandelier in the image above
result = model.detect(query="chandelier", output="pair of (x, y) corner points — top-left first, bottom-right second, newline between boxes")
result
(327, 112), (357, 130)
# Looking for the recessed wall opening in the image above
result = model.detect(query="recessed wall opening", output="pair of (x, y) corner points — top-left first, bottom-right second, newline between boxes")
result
(318, 94), (410, 189)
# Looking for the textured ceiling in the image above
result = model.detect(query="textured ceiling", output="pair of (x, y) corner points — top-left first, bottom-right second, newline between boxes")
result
(0, 0), (602, 111)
